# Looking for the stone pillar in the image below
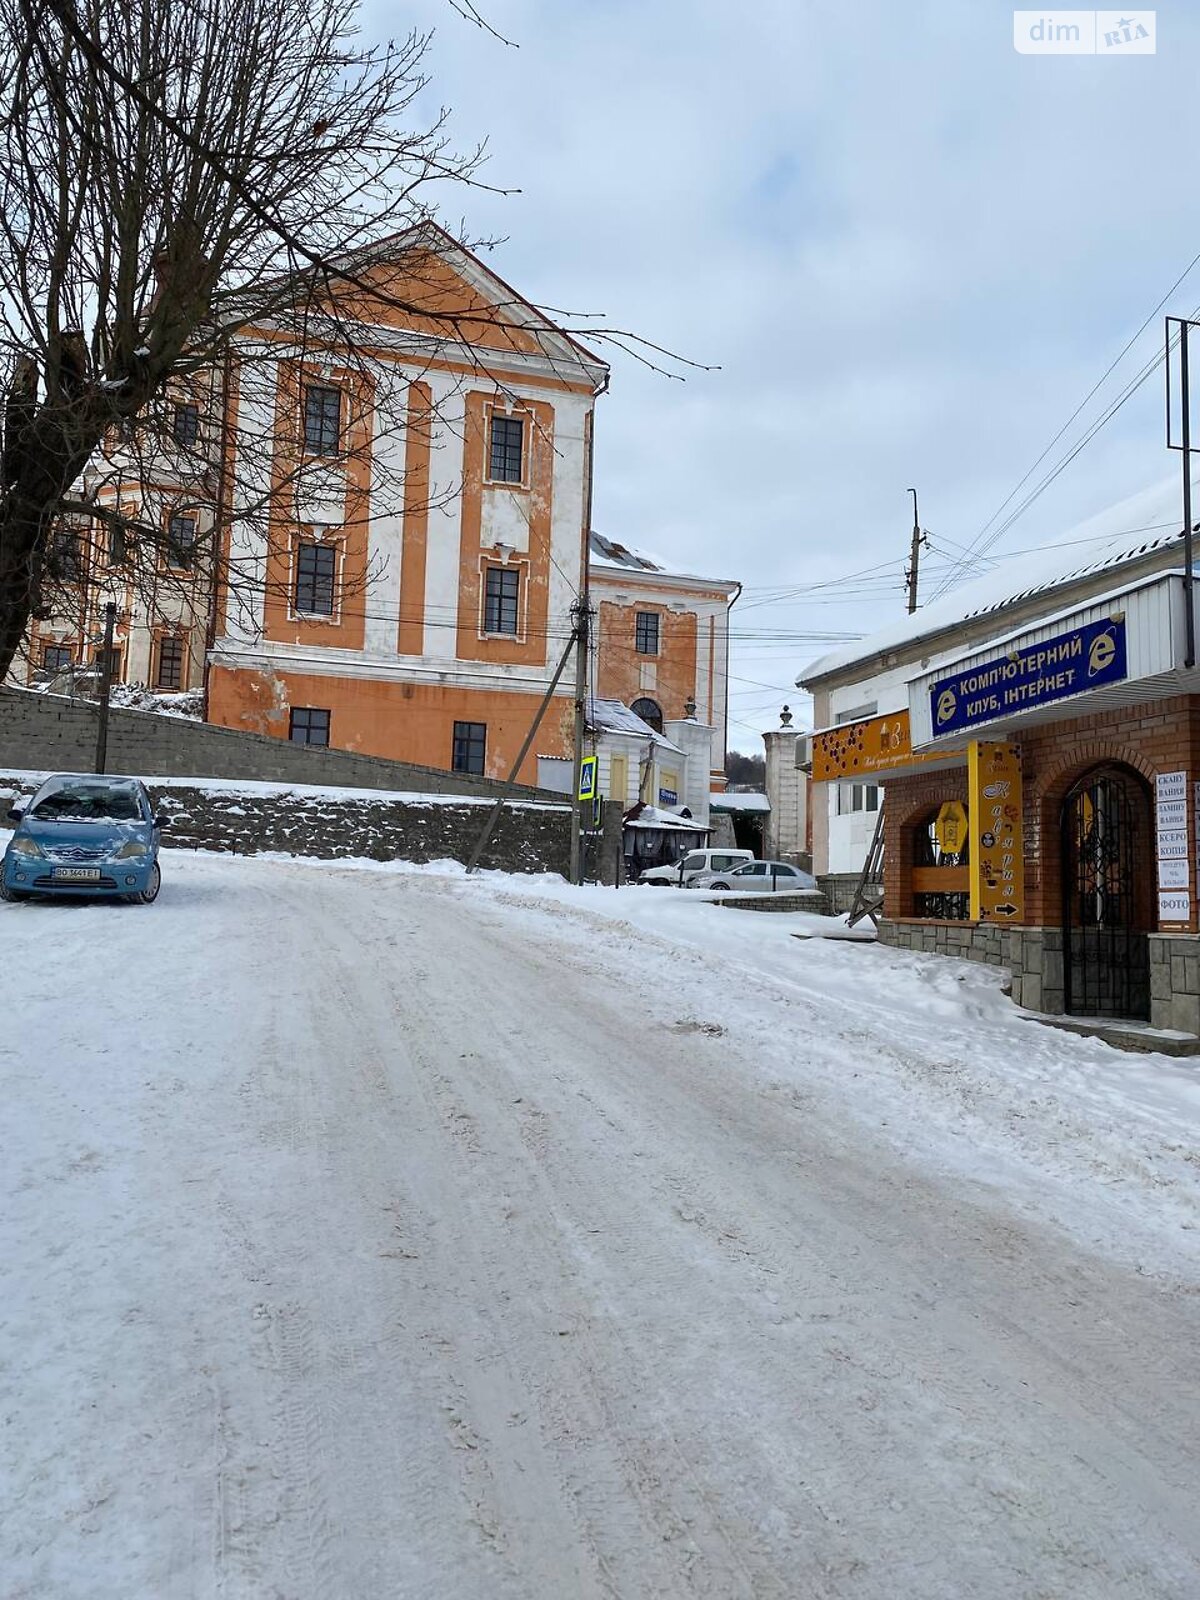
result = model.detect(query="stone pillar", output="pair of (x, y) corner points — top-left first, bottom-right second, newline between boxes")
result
(663, 715), (715, 826)
(762, 706), (809, 865)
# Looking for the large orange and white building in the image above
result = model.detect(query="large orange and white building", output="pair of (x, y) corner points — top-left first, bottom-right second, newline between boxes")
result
(15, 227), (739, 792)
(201, 225), (608, 783)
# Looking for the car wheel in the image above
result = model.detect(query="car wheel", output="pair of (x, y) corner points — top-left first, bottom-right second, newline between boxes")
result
(0, 881), (26, 902)
(710, 881), (731, 891)
(131, 862), (161, 904)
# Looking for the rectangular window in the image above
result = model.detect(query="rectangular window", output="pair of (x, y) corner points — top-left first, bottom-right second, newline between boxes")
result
(837, 782), (881, 816)
(635, 611), (660, 655)
(294, 542), (336, 615)
(42, 644), (73, 673)
(49, 527), (84, 583)
(172, 402), (200, 448)
(93, 646), (122, 684)
(483, 565), (520, 634)
(289, 707), (331, 746)
(156, 636), (185, 690)
(488, 413), (524, 483)
(165, 513), (196, 570)
(452, 720), (486, 775)
(303, 385), (341, 454)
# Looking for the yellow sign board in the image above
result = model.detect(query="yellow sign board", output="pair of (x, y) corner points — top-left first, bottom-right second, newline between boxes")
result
(968, 741), (1025, 922)
(933, 800), (968, 856)
(812, 709), (960, 782)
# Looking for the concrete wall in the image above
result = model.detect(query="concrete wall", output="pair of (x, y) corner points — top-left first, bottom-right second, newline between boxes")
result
(0, 771), (571, 876)
(0, 685), (559, 801)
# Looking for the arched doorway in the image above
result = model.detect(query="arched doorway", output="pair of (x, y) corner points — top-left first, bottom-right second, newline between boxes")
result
(1060, 765), (1152, 1019)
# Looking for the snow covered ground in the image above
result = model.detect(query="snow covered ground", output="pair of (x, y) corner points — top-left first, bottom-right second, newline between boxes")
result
(3, 851), (1198, 1598)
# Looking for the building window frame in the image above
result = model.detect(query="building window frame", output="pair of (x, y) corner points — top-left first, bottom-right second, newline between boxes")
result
(483, 564), (521, 635)
(837, 781), (881, 816)
(292, 538), (339, 619)
(172, 401), (200, 449)
(303, 383), (342, 456)
(630, 696), (663, 734)
(92, 644), (123, 685)
(635, 610), (660, 656)
(289, 707), (331, 746)
(485, 408), (528, 486)
(452, 720), (486, 775)
(49, 525), (85, 584)
(155, 634), (186, 691)
(164, 512), (197, 572)
(41, 643), (74, 674)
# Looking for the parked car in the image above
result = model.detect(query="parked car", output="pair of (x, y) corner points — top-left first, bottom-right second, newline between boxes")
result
(694, 859), (818, 893)
(639, 847), (754, 887)
(2, 774), (166, 904)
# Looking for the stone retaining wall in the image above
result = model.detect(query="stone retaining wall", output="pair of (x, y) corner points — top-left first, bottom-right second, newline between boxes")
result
(878, 917), (1008, 967)
(1, 772), (572, 876)
(881, 919), (1200, 1037)
(714, 890), (830, 915)
(1149, 933), (1200, 1034)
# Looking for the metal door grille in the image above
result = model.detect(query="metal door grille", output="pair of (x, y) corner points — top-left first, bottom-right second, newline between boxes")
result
(1061, 770), (1149, 1019)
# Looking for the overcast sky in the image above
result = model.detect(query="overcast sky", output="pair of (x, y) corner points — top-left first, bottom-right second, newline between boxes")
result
(362, 0), (1200, 749)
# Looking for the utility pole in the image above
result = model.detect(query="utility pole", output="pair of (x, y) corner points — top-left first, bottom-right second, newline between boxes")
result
(1167, 316), (1198, 670)
(905, 488), (927, 614)
(570, 407), (597, 885)
(94, 601), (116, 774)
(464, 627), (578, 874)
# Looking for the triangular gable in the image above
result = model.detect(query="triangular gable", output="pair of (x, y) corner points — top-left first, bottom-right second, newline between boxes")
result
(320, 221), (608, 382)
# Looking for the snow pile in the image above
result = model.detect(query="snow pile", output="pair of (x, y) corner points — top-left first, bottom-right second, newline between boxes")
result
(107, 685), (203, 720)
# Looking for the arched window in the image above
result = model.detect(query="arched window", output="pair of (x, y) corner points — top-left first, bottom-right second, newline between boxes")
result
(630, 697), (663, 733)
(909, 804), (970, 921)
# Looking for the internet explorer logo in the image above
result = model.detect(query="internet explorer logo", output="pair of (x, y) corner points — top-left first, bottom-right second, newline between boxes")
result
(1013, 11), (1156, 54)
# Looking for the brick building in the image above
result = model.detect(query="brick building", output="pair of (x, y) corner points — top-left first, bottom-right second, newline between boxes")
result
(801, 472), (1200, 1034)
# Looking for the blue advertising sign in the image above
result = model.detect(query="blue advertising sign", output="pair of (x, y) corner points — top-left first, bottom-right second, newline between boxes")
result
(929, 616), (1127, 737)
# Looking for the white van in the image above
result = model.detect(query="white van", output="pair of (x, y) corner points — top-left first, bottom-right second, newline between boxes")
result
(639, 848), (755, 887)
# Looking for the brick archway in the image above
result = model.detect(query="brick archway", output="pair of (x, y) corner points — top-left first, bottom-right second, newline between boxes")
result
(1031, 744), (1154, 928)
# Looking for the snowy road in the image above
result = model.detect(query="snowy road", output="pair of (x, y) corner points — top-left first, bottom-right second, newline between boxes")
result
(4, 853), (1199, 1599)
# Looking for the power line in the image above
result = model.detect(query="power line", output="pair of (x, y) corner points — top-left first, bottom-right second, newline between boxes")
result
(930, 258), (1200, 599)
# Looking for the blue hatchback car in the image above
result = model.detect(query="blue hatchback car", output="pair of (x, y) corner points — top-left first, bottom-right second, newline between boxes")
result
(2, 773), (165, 904)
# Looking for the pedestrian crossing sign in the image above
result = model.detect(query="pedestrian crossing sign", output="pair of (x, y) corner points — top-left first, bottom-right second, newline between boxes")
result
(578, 755), (598, 801)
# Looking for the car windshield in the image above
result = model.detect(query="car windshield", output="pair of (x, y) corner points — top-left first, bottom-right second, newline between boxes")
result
(29, 780), (143, 822)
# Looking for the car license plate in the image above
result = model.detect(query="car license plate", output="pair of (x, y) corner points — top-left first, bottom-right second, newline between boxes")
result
(52, 867), (101, 882)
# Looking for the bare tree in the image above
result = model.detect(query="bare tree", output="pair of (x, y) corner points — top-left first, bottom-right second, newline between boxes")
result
(0, 0), (507, 682)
